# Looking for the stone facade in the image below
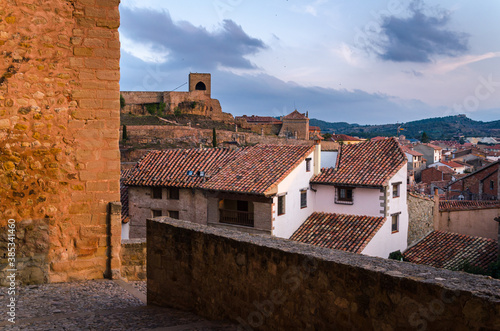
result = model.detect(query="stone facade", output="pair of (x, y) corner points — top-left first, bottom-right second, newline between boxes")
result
(120, 238), (146, 281)
(127, 187), (208, 238)
(407, 193), (434, 246)
(0, 0), (121, 284)
(278, 111), (310, 140)
(148, 218), (500, 330)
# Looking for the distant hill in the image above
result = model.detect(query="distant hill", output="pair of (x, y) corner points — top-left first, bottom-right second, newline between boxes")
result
(310, 115), (500, 140)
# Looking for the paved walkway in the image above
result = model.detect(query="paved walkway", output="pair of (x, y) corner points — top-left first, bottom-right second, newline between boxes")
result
(0, 280), (238, 330)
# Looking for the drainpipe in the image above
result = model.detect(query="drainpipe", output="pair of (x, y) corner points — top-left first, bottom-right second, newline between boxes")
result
(433, 187), (439, 231)
(313, 136), (322, 176)
(494, 217), (500, 256)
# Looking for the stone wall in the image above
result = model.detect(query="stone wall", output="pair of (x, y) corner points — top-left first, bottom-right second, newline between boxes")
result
(407, 193), (434, 246)
(128, 187), (208, 238)
(121, 125), (312, 150)
(148, 218), (500, 330)
(120, 238), (146, 281)
(0, 0), (121, 284)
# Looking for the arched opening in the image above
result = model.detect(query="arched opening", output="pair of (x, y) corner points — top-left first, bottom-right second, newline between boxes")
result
(195, 82), (206, 91)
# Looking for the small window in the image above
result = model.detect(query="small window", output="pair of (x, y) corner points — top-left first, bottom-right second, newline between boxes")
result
(167, 187), (179, 200)
(278, 195), (286, 215)
(391, 214), (399, 233)
(305, 158), (311, 172)
(300, 190), (307, 209)
(490, 180), (494, 191)
(392, 183), (401, 198)
(336, 187), (353, 203)
(152, 187), (162, 199)
(168, 210), (179, 219)
(152, 209), (162, 218)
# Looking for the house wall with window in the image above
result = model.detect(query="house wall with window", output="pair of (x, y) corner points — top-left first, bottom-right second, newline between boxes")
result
(273, 151), (317, 238)
(313, 185), (384, 217)
(127, 186), (207, 238)
(362, 165), (409, 257)
(206, 195), (273, 235)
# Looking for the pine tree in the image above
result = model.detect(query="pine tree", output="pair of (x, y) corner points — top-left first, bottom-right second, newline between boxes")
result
(421, 132), (430, 143)
(122, 125), (128, 142)
(212, 128), (217, 148)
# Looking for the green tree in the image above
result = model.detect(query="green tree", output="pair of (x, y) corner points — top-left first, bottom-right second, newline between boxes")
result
(322, 133), (332, 140)
(122, 125), (127, 142)
(120, 94), (126, 109)
(174, 107), (181, 117)
(421, 132), (430, 143)
(212, 127), (217, 148)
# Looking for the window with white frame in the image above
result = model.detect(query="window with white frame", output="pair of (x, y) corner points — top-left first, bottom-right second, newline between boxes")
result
(392, 182), (401, 198)
(277, 194), (286, 215)
(300, 190), (307, 209)
(305, 158), (311, 172)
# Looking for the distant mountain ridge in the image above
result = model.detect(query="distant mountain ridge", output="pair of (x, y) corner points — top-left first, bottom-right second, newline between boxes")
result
(310, 115), (500, 140)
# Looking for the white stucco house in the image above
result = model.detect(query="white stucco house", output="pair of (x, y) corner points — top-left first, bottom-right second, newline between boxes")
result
(124, 143), (321, 238)
(291, 137), (409, 258)
(123, 137), (409, 259)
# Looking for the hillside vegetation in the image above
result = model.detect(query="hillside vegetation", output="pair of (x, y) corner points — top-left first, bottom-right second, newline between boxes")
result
(310, 115), (500, 140)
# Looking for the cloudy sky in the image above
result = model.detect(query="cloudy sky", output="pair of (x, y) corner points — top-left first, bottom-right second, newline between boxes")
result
(119, 0), (500, 125)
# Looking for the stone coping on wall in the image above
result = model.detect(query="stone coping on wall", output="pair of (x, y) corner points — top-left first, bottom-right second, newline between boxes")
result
(122, 238), (147, 245)
(150, 217), (500, 297)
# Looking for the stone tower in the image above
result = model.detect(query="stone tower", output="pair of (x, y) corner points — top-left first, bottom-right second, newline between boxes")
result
(189, 73), (211, 97)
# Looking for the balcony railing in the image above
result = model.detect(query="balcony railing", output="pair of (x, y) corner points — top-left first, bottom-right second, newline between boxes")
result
(219, 209), (254, 227)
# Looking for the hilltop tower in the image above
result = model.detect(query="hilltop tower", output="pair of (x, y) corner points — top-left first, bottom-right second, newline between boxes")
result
(189, 73), (211, 97)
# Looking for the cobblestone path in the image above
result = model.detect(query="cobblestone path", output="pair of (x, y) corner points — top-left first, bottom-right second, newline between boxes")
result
(0, 280), (238, 330)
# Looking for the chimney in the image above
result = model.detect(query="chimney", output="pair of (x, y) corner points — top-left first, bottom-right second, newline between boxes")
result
(313, 134), (323, 176)
(433, 187), (439, 230)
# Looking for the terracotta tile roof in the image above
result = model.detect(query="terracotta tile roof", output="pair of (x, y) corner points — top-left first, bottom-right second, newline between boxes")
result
(309, 126), (321, 131)
(402, 145), (423, 156)
(282, 110), (307, 120)
(403, 231), (498, 270)
(371, 136), (387, 141)
(311, 137), (407, 187)
(120, 169), (133, 223)
(437, 166), (455, 174)
(201, 144), (315, 195)
(439, 200), (500, 211)
(423, 143), (443, 150)
(442, 160), (464, 168)
(290, 212), (386, 253)
(329, 134), (361, 142)
(236, 115), (282, 124)
(124, 148), (241, 188)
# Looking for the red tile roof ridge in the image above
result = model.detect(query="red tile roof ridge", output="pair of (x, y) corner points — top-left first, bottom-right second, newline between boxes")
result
(439, 200), (500, 212)
(290, 212), (386, 253)
(201, 144), (315, 195)
(403, 230), (498, 270)
(282, 110), (308, 120)
(124, 147), (242, 188)
(311, 137), (407, 187)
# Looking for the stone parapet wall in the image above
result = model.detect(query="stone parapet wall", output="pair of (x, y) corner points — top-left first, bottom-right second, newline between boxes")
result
(148, 218), (500, 330)
(407, 193), (434, 246)
(0, 0), (121, 284)
(120, 239), (147, 281)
